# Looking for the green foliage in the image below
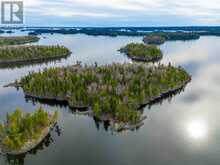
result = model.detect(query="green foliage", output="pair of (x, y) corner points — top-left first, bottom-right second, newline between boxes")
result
(0, 107), (57, 150)
(0, 36), (39, 46)
(143, 35), (166, 45)
(120, 43), (163, 61)
(20, 63), (190, 124)
(143, 32), (200, 44)
(0, 45), (70, 62)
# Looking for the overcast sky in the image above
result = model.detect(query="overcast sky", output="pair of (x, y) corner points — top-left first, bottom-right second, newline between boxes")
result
(23, 0), (220, 26)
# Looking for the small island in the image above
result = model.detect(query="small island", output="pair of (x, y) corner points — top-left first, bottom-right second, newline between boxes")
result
(0, 45), (71, 65)
(143, 32), (200, 45)
(16, 63), (191, 129)
(0, 107), (58, 155)
(0, 36), (39, 46)
(119, 43), (163, 62)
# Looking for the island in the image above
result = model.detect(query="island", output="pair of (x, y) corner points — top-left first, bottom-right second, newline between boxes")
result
(143, 35), (166, 45)
(0, 36), (39, 46)
(143, 32), (200, 45)
(119, 43), (163, 62)
(0, 45), (71, 65)
(15, 63), (191, 130)
(0, 107), (58, 155)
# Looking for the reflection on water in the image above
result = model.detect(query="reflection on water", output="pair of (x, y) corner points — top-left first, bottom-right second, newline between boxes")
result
(1, 34), (220, 164)
(145, 85), (187, 109)
(24, 95), (69, 109)
(93, 116), (111, 132)
(21, 82), (187, 133)
(185, 119), (208, 140)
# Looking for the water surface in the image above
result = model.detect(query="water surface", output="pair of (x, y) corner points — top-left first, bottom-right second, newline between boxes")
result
(0, 34), (220, 165)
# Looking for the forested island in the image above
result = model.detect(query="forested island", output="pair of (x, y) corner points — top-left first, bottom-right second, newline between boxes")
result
(0, 45), (71, 65)
(119, 43), (163, 62)
(142, 35), (166, 45)
(0, 36), (39, 46)
(0, 107), (58, 155)
(16, 63), (191, 129)
(143, 32), (200, 45)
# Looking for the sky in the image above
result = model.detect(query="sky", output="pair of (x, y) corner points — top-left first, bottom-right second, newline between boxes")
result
(20, 0), (220, 26)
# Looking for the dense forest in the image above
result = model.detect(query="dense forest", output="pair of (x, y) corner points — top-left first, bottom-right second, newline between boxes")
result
(0, 45), (71, 64)
(27, 28), (148, 36)
(119, 43), (163, 62)
(156, 32), (200, 41)
(0, 36), (39, 46)
(143, 35), (166, 45)
(143, 32), (200, 45)
(19, 63), (191, 124)
(0, 107), (58, 153)
(25, 27), (204, 39)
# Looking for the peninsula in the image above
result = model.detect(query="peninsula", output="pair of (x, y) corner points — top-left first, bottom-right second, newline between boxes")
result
(0, 45), (71, 65)
(0, 36), (39, 46)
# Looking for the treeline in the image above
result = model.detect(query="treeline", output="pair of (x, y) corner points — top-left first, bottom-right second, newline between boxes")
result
(0, 36), (39, 46)
(119, 43), (163, 62)
(20, 63), (191, 124)
(143, 32), (200, 45)
(143, 35), (166, 45)
(0, 107), (58, 151)
(28, 28), (149, 37)
(0, 45), (70, 63)
(26, 27), (207, 38)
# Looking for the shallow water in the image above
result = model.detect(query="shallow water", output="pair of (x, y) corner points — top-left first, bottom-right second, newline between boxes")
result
(0, 34), (220, 165)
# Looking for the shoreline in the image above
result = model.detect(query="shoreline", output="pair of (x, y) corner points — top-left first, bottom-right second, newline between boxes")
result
(119, 44), (163, 63)
(0, 120), (56, 155)
(22, 79), (189, 110)
(0, 52), (71, 66)
(13, 78), (191, 131)
(126, 54), (162, 62)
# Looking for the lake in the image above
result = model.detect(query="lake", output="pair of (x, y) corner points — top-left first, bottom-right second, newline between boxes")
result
(0, 33), (220, 165)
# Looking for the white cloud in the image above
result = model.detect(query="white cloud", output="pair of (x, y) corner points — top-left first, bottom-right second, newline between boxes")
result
(43, 10), (121, 18)
(23, 0), (220, 25)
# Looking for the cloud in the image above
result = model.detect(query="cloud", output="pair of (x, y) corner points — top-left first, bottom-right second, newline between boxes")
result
(22, 0), (220, 26)
(42, 9), (121, 18)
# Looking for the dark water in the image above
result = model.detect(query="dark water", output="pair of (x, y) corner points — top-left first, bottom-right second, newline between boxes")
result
(1, 34), (220, 165)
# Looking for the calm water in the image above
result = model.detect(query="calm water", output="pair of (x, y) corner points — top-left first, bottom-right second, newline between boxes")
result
(1, 33), (220, 165)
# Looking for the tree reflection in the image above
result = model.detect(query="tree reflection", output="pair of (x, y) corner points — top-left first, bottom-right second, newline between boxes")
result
(24, 84), (188, 133)
(146, 86), (186, 109)
(93, 116), (110, 131)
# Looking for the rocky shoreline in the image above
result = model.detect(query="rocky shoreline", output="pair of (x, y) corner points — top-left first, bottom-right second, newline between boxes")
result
(144, 78), (191, 106)
(6, 77), (191, 132)
(21, 78), (190, 111)
(126, 54), (162, 62)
